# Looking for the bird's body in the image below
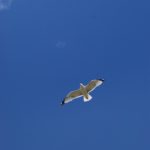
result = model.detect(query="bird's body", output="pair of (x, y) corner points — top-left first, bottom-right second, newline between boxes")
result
(61, 79), (104, 105)
(79, 83), (89, 100)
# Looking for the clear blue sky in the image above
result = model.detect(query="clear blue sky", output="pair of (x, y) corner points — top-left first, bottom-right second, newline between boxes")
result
(0, 0), (150, 150)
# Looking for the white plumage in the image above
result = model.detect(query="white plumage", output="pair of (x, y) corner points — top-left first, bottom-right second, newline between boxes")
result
(61, 79), (104, 105)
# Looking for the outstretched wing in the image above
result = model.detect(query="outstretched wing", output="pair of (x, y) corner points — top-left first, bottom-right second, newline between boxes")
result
(85, 79), (104, 93)
(61, 89), (82, 105)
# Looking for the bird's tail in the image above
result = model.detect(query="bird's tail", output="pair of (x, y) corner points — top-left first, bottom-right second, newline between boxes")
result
(83, 94), (92, 102)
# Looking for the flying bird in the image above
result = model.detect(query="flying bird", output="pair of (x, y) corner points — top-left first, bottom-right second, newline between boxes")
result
(61, 79), (104, 105)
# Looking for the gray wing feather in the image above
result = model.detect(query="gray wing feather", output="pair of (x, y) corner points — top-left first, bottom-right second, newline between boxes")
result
(85, 79), (104, 93)
(63, 89), (82, 104)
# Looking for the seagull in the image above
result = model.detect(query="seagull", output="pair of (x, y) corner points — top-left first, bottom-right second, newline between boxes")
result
(61, 79), (104, 105)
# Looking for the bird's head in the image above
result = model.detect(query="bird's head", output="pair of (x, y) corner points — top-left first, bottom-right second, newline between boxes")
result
(80, 83), (84, 88)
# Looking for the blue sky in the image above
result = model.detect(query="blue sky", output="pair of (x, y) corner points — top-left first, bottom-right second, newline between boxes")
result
(0, 0), (150, 150)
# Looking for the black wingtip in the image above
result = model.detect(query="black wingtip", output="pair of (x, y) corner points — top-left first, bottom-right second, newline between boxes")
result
(98, 78), (104, 82)
(60, 99), (65, 106)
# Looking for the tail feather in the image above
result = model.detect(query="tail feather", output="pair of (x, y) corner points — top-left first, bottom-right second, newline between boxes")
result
(83, 94), (92, 102)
